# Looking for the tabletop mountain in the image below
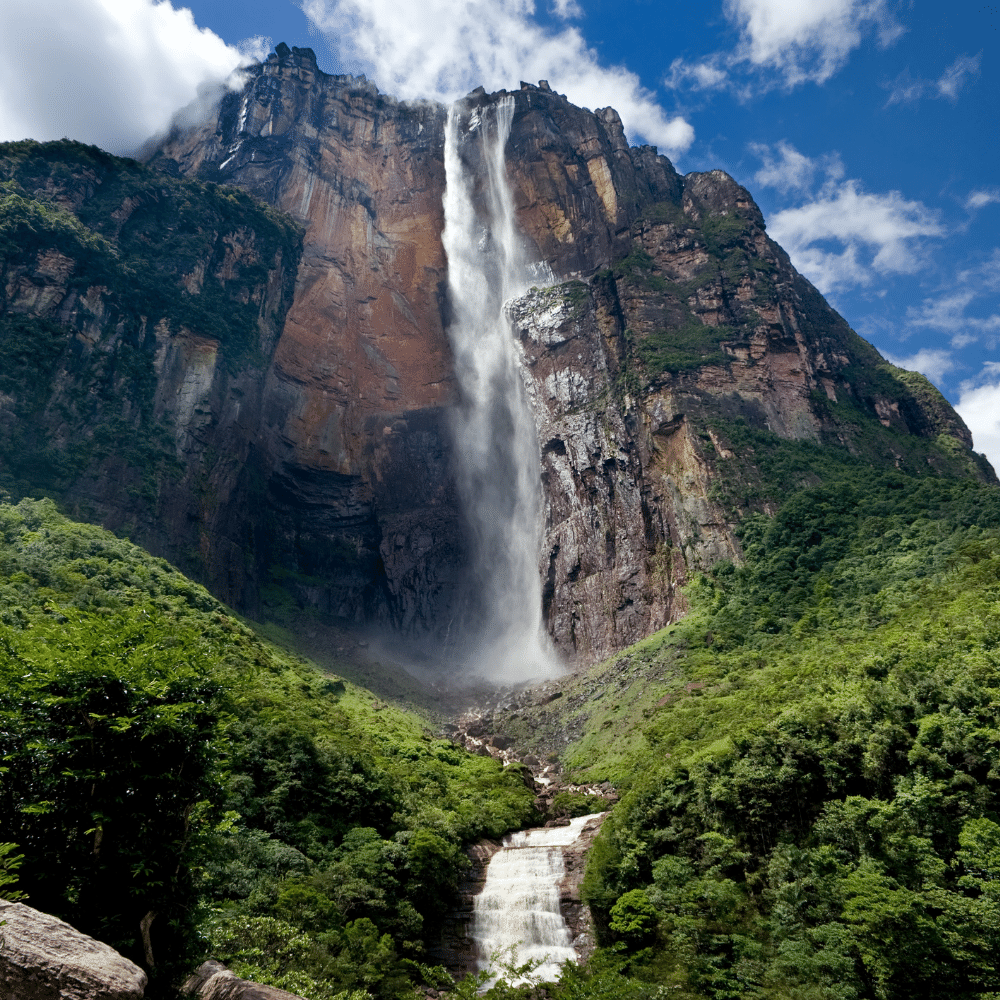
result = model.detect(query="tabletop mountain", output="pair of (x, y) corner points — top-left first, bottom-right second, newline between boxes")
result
(0, 42), (992, 673)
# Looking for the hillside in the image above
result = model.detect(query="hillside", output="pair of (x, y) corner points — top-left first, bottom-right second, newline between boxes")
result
(0, 498), (536, 998)
(469, 469), (1000, 998)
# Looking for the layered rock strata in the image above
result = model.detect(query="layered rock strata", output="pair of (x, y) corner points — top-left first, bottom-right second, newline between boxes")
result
(1, 43), (990, 672)
(149, 46), (991, 665)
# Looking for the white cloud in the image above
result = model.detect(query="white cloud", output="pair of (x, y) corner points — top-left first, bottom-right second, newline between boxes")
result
(550, 0), (582, 19)
(884, 69), (929, 106)
(0, 0), (255, 155)
(905, 251), (1000, 343)
(750, 140), (843, 194)
(937, 52), (981, 99)
(767, 180), (944, 293)
(725, 0), (896, 85)
(966, 188), (1000, 211)
(750, 141), (816, 192)
(665, 56), (732, 92)
(667, 0), (899, 93)
(301, 0), (694, 154)
(956, 364), (1000, 474)
(884, 52), (981, 105)
(882, 347), (955, 384)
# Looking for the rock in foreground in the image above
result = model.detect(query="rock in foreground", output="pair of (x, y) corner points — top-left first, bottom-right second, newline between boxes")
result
(0, 901), (146, 1000)
(182, 961), (306, 1000)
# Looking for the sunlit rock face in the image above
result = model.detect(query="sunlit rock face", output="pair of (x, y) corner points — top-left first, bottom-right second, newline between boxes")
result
(147, 46), (696, 653)
(139, 45), (992, 667)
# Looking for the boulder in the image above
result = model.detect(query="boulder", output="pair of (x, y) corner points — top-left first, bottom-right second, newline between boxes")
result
(0, 901), (146, 1000)
(182, 961), (306, 1000)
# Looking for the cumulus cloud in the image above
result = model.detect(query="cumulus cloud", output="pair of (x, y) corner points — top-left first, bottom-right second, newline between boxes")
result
(966, 188), (1000, 211)
(766, 176), (944, 294)
(882, 347), (955, 384)
(750, 140), (843, 193)
(725, 0), (898, 85)
(300, 0), (694, 154)
(956, 363), (1000, 474)
(550, 0), (583, 19)
(0, 0), (260, 156)
(667, 0), (899, 93)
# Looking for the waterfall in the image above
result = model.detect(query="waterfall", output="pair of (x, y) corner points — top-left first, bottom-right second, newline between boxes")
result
(471, 814), (601, 983)
(441, 97), (560, 684)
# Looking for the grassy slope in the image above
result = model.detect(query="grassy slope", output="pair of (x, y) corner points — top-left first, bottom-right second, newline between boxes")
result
(489, 470), (1000, 1000)
(0, 498), (536, 999)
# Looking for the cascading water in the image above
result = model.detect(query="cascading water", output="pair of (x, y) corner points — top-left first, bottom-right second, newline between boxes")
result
(441, 97), (560, 684)
(471, 814), (602, 983)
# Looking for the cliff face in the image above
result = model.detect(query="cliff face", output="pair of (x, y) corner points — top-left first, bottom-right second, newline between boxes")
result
(1, 45), (991, 671)
(146, 46), (693, 640)
(509, 170), (991, 663)
(0, 140), (300, 608)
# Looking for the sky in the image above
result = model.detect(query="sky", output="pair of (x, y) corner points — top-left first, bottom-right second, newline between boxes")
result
(2, 0), (997, 470)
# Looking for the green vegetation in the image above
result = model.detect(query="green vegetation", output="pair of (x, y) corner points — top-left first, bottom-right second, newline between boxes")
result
(495, 470), (1000, 999)
(702, 410), (989, 518)
(0, 499), (536, 998)
(529, 280), (592, 322)
(0, 140), (301, 370)
(637, 320), (733, 373)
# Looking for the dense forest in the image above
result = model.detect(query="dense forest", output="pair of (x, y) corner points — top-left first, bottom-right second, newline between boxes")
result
(4, 457), (1000, 1000)
(0, 498), (536, 998)
(516, 470), (1000, 999)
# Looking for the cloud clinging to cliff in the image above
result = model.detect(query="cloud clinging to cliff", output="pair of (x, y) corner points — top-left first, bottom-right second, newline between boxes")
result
(0, 0), (257, 154)
(301, 0), (695, 156)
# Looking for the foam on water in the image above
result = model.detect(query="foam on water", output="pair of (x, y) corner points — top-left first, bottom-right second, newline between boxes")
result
(471, 814), (603, 983)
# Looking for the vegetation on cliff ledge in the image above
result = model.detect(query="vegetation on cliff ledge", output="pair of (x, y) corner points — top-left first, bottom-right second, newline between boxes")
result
(0, 139), (302, 504)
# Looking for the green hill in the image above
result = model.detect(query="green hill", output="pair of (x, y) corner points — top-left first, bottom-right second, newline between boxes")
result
(0, 498), (536, 998)
(487, 470), (1000, 999)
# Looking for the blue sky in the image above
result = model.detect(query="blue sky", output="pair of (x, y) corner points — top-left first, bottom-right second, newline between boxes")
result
(2, 0), (997, 468)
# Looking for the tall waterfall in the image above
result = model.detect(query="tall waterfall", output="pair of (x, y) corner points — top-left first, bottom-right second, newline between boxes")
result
(441, 97), (560, 684)
(471, 814), (600, 983)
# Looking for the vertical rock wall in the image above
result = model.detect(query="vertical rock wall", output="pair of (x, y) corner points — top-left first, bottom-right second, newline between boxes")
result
(151, 53), (990, 663)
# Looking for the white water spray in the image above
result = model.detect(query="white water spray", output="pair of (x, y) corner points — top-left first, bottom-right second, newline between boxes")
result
(441, 97), (560, 683)
(471, 814), (600, 983)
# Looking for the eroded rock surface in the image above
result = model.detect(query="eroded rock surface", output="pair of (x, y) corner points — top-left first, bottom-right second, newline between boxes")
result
(0, 901), (146, 1000)
(429, 840), (505, 976)
(559, 814), (605, 963)
(506, 167), (992, 663)
(2, 47), (991, 672)
(182, 961), (306, 1000)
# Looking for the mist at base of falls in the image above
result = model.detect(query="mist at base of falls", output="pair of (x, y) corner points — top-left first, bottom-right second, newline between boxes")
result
(441, 96), (562, 686)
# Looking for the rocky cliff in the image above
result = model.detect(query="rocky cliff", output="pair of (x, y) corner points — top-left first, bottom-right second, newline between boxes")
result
(1, 44), (992, 672)
(0, 139), (300, 610)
